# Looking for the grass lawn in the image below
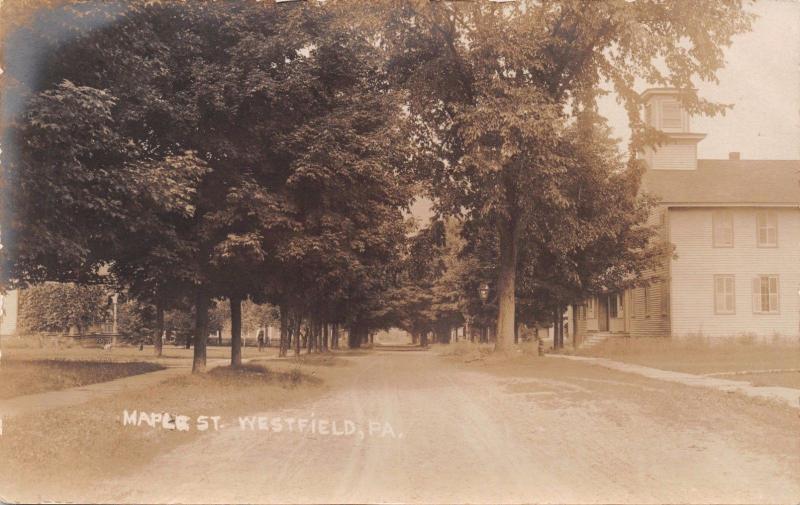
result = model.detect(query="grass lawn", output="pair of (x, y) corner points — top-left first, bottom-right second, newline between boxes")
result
(0, 359), (328, 502)
(579, 336), (800, 388)
(1, 340), (277, 365)
(0, 359), (165, 399)
(0, 340), (283, 399)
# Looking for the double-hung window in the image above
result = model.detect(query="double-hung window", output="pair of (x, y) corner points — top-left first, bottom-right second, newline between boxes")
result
(714, 275), (735, 314)
(712, 210), (733, 247)
(752, 275), (779, 314)
(756, 210), (778, 247)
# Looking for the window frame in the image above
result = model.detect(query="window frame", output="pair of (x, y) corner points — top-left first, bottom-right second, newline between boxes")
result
(712, 209), (734, 248)
(756, 210), (778, 248)
(713, 275), (736, 315)
(752, 275), (780, 314)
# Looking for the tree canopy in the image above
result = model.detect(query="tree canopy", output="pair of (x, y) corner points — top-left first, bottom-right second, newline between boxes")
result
(1, 0), (754, 360)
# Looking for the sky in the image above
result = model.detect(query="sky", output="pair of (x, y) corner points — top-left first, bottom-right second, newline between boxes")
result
(413, 1), (800, 221)
(598, 0), (800, 161)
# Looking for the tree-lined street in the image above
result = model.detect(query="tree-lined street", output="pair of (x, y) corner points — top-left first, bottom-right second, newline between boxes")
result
(4, 349), (794, 504)
(1, 1), (796, 503)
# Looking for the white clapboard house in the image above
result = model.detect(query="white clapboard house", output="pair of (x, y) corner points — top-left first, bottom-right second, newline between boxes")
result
(573, 88), (800, 341)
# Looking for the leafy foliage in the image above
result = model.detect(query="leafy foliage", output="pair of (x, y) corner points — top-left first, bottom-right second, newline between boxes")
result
(369, 0), (752, 348)
(18, 283), (108, 333)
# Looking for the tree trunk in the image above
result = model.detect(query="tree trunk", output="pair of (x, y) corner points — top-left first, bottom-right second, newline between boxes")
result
(154, 300), (164, 357)
(348, 325), (362, 349)
(332, 324), (339, 349)
(192, 288), (209, 373)
(279, 307), (289, 357)
(294, 317), (301, 356)
(230, 295), (242, 367)
(322, 323), (329, 352)
(553, 306), (565, 349)
(552, 308), (558, 350)
(495, 217), (518, 351)
(420, 331), (428, 347)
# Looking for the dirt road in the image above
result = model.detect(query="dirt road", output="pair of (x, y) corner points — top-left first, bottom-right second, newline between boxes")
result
(91, 349), (798, 504)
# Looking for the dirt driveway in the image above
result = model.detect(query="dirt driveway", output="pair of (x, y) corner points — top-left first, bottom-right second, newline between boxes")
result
(30, 350), (800, 504)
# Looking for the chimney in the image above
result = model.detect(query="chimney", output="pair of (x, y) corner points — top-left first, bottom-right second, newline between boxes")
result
(728, 152), (741, 160)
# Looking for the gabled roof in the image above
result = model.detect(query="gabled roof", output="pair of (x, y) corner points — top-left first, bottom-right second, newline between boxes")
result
(641, 160), (800, 206)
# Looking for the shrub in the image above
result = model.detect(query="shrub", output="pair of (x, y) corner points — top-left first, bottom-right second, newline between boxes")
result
(18, 283), (109, 334)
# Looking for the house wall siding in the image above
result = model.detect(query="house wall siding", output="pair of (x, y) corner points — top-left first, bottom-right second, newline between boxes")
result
(643, 141), (698, 170)
(628, 207), (672, 337)
(0, 289), (19, 336)
(669, 207), (800, 337)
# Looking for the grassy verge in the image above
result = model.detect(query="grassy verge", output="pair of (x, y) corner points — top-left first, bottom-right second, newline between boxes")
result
(0, 361), (325, 502)
(434, 341), (495, 364)
(0, 359), (165, 399)
(1, 343), (263, 364)
(578, 336), (800, 388)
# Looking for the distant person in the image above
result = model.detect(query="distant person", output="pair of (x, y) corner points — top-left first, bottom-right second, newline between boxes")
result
(257, 328), (265, 352)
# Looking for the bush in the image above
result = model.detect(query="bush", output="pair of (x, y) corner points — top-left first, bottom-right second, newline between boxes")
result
(18, 283), (109, 334)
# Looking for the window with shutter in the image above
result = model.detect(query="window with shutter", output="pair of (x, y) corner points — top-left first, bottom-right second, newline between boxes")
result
(714, 275), (735, 314)
(752, 275), (779, 314)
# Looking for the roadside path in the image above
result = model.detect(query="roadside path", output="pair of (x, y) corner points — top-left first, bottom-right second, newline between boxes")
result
(0, 357), (245, 418)
(550, 354), (800, 409)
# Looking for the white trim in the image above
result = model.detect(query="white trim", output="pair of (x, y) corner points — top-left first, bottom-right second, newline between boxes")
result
(663, 203), (800, 208)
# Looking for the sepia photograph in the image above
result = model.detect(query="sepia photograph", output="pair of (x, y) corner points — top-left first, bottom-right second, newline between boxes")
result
(0, 0), (798, 503)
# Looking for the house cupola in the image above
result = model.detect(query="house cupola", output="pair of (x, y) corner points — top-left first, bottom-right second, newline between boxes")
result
(639, 88), (706, 170)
